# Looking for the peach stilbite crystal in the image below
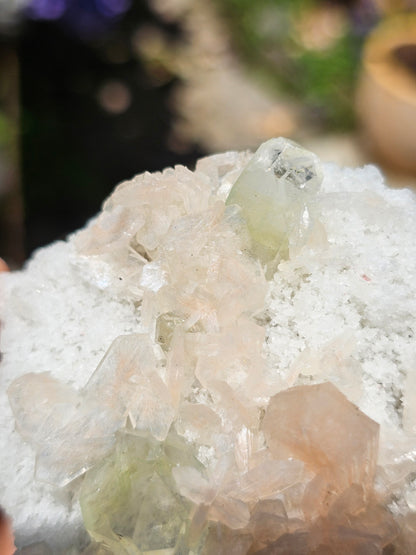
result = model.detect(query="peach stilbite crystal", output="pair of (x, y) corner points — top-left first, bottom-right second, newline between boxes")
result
(262, 382), (380, 502)
(84, 334), (175, 441)
(7, 334), (175, 486)
(8, 372), (119, 486)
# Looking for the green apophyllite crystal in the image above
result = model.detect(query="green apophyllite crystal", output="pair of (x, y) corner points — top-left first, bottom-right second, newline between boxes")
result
(226, 137), (323, 265)
(79, 430), (197, 554)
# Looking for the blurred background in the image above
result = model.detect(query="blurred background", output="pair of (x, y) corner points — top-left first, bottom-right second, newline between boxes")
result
(0, 0), (415, 268)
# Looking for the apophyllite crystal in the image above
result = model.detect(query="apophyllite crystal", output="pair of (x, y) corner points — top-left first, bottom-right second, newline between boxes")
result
(226, 137), (323, 266)
(3, 137), (416, 553)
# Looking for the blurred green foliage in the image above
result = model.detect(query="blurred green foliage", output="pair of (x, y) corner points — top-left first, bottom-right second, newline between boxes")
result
(0, 112), (13, 148)
(217, 0), (364, 130)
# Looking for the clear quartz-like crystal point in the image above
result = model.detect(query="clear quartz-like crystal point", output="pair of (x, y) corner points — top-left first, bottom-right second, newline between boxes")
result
(226, 137), (323, 265)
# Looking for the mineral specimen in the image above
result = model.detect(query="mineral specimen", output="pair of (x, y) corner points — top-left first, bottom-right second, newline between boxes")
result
(226, 137), (323, 266)
(2, 139), (416, 553)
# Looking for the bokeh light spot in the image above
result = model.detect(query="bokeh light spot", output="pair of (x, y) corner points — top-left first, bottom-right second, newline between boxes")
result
(97, 80), (132, 114)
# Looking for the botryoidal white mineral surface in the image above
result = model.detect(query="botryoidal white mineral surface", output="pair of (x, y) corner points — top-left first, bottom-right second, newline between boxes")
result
(2, 138), (416, 553)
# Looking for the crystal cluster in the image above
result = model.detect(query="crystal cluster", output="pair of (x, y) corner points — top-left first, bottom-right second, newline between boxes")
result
(6, 138), (416, 553)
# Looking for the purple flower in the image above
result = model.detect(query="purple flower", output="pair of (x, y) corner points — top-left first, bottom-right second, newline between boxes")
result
(95, 0), (131, 18)
(25, 0), (132, 37)
(27, 0), (68, 20)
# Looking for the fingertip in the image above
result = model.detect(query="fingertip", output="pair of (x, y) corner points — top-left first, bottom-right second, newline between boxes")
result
(0, 258), (9, 272)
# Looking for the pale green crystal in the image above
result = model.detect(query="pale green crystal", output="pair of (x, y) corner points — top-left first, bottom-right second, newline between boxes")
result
(226, 137), (322, 264)
(79, 430), (199, 554)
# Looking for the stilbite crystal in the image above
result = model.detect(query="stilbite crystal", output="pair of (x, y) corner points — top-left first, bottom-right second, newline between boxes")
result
(84, 334), (175, 441)
(7, 334), (175, 485)
(262, 383), (380, 501)
(7, 372), (119, 486)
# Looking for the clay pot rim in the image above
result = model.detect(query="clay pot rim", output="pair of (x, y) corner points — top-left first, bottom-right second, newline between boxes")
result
(363, 13), (416, 107)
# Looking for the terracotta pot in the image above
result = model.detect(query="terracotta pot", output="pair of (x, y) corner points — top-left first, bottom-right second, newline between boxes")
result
(356, 14), (416, 174)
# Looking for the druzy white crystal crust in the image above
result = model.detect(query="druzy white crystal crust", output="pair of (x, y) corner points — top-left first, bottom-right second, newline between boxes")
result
(1, 139), (416, 552)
